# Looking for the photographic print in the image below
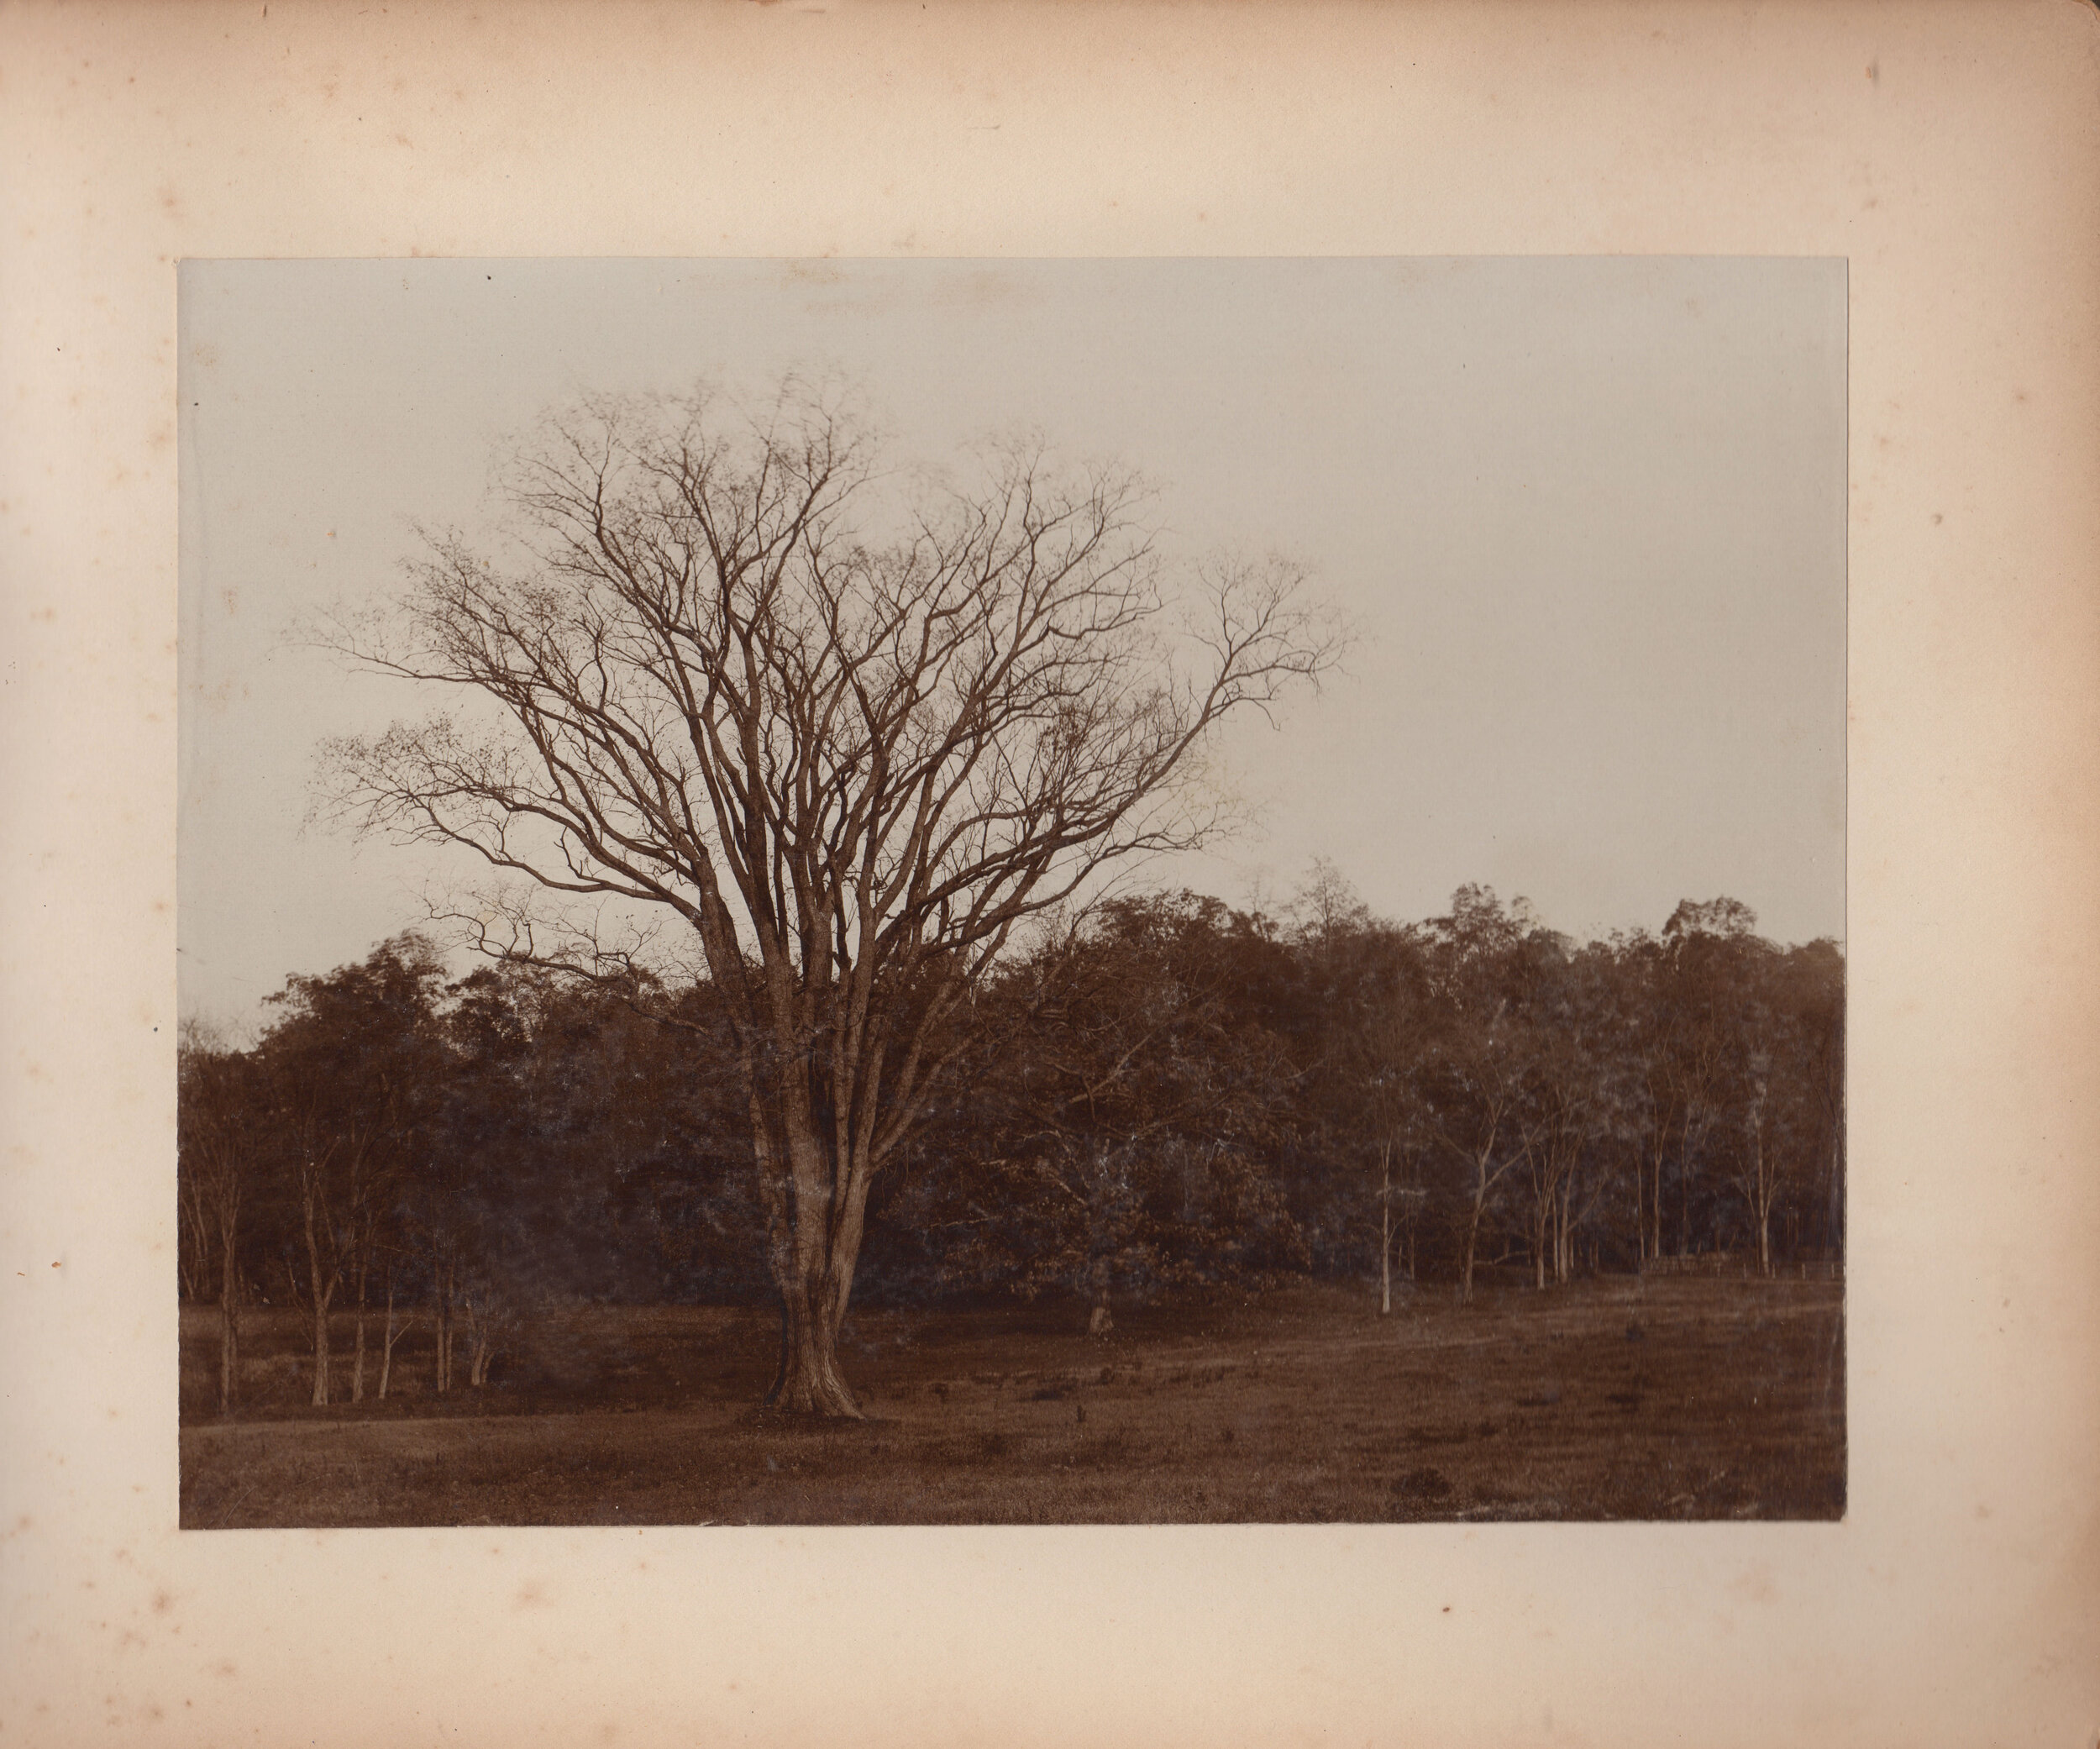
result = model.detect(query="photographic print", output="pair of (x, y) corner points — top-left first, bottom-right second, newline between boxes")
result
(177, 256), (1846, 1526)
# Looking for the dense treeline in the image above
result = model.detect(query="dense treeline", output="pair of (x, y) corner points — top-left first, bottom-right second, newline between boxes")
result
(178, 877), (1842, 1410)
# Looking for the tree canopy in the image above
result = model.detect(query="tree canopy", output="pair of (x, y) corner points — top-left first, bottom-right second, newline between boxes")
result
(312, 379), (1343, 1412)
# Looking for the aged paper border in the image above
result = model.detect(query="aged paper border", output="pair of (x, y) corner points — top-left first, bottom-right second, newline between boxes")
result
(3, 3), (2097, 1744)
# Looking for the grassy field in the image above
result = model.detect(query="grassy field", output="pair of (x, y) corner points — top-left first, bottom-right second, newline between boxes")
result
(179, 1277), (1844, 1526)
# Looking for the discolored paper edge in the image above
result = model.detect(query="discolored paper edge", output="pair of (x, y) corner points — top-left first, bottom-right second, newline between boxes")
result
(2, 3), (2096, 1744)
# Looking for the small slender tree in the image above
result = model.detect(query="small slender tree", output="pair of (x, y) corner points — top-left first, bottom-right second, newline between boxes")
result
(1656, 899), (1761, 1258)
(1338, 934), (1431, 1314)
(255, 936), (444, 1405)
(375, 1246), (415, 1400)
(1415, 888), (1545, 1300)
(177, 1030), (260, 1415)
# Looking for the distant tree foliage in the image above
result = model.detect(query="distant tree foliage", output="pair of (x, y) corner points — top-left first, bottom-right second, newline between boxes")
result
(180, 883), (1843, 1414)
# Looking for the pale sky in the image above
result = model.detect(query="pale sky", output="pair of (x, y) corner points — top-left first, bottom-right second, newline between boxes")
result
(178, 257), (1845, 1032)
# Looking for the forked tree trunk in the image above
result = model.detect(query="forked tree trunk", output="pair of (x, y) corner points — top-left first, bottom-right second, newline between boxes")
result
(378, 1279), (405, 1400)
(1462, 1187), (1486, 1302)
(756, 1114), (866, 1418)
(769, 1273), (860, 1416)
(461, 1283), (500, 1389)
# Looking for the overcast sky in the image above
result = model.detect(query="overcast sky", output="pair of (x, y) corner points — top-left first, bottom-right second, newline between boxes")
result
(178, 256), (1845, 1032)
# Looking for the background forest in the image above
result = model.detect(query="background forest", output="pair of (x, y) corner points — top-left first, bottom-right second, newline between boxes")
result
(178, 873), (1843, 1413)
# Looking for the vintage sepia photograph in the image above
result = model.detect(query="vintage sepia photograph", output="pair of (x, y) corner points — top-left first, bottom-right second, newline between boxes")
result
(177, 255), (1846, 1527)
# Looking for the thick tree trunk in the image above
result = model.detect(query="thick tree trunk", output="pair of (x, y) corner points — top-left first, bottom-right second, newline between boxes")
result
(753, 1104), (868, 1418)
(768, 1277), (861, 1416)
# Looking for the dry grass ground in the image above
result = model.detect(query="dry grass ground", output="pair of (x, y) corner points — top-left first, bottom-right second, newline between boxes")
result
(179, 1277), (1844, 1526)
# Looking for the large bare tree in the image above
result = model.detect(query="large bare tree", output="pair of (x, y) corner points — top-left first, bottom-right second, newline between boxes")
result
(316, 380), (1341, 1415)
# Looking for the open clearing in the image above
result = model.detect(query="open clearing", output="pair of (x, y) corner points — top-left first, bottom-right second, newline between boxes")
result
(180, 1278), (1844, 1526)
